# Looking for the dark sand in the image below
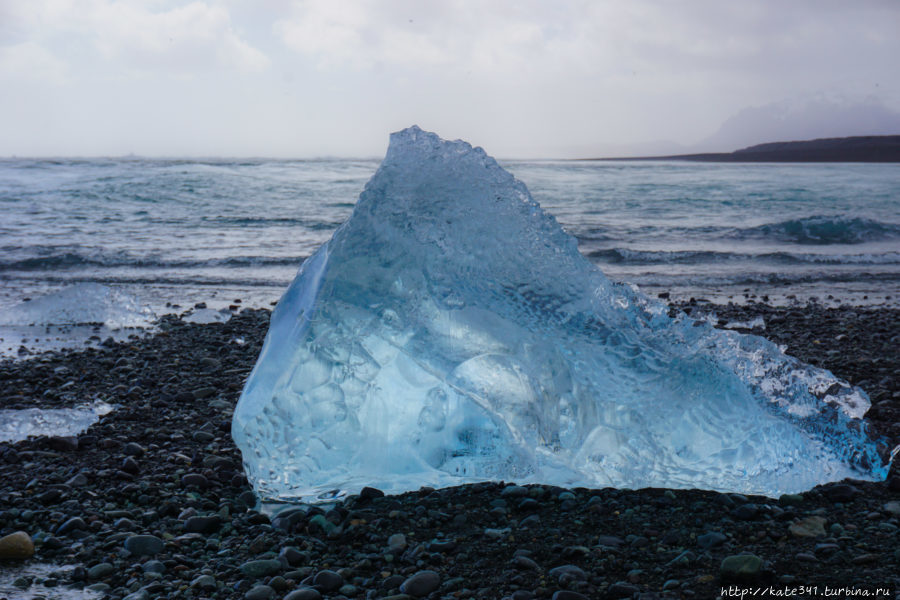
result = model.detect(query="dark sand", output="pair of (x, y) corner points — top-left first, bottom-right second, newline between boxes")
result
(0, 301), (898, 599)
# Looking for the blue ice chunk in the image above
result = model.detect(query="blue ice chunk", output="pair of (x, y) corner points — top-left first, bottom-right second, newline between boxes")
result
(232, 126), (891, 500)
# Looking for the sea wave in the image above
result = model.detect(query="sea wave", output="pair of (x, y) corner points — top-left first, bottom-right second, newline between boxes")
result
(725, 216), (900, 245)
(588, 248), (900, 265)
(0, 252), (307, 271)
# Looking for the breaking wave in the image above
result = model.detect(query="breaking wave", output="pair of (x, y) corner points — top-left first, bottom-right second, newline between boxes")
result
(588, 248), (900, 265)
(0, 251), (307, 271)
(726, 216), (900, 245)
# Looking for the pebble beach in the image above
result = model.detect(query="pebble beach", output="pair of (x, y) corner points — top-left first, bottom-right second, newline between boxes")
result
(0, 299), (898, 600)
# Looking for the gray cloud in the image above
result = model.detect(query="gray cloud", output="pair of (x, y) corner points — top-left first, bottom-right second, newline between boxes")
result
(1, 0), (898, 157)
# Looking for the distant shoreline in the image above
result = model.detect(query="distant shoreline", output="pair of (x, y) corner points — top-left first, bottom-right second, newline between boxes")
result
(586, 134), (900, 163)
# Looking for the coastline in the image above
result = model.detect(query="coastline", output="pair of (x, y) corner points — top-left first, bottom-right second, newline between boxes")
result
(1, 301), (898, 598)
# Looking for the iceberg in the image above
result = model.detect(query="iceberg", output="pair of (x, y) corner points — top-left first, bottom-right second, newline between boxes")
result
(232, 126), (891, 500)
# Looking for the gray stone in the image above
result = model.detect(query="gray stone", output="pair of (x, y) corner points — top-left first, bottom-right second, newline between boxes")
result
(501, 484), (529, 497)
(697, 531), (727, 549)
(183, 515), (221, 533)
(400, 570), (441, 597)
(245, 585), (275, 600)
(387, 532), (407, 552)
(778, 493), (804, 506)
(192, 574), (217, 590)
(552, 592), (589, 600)
(608, 581), (640, 596)
(789, 516), (826, 538)
(48, 436), (79, 451)
(732, 503), (758, 520)
(66, 473), (89, 487)
(193, 387), (216, 399)
(123, 442), (144, 456)
(142, 560), (166, 574)
(512, 555), (540, 570)
(88, 562), (116, 580)
(721, 554), (764, 580)
(548, 564), (586, 581)
(56, 517), (87, 536)
(284, 589), (322, 600)
(240, 559), (282, 578)
(312, 569), (343, 592)
(181, 473), (209, 489)
(124, 534), (164, 556)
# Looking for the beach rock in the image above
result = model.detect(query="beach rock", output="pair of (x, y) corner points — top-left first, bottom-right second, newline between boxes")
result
(56, 516), (87, 536)
(47, 435), (79, 451)
(124, 534), (164, 555)
(284, 589), (322, 600)
(313, 569), (343, 591)
(245, 584), (275, 600)
(551, 592), (590, 600)
(192, 574), (217, 590)
(0, 531), (34, 559)
(400, 570), (441, 597)
(720, 554), (764, 581)
(789, 516), (827, 538)
(88, 562), (115, 579)
(697, 531), (727, 549)
(240, 559), (281, 578)
(183, 514), (221, 533)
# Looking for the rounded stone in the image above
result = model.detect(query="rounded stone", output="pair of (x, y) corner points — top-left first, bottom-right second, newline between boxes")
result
(721, 554), (764, 580)
(88, 562), (116, 580)
(244, 584), (275, 600)
(183, 515), (221, 534)
(284, 589), (322, 600)
(56, 517), (88, 536)
(400, 570), (441, 597)
(181, 473), (209, 489)
(124, 534), (164, 556)
(789, 516), (827, 538)
(0, 532), (34, 559)
(240, 559), (282, 578)
(552, 592), (589, 600)
(312, 569), (343, 592)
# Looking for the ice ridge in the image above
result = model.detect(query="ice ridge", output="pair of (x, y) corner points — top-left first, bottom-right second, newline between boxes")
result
(232, 126), (891, 501)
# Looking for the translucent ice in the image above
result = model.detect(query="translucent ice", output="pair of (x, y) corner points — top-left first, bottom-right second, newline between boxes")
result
(0, 283), (155, 328)
(0, 401), (114, 443)
(233, 126), (891, 500)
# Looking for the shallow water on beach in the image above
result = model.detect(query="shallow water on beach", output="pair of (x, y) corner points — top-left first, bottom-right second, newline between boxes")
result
(1, 157), (898, 358)
(0, 562), (101, 599)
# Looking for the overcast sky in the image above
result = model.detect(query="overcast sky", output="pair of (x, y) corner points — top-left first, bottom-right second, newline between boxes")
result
(2, 0), (899, 158)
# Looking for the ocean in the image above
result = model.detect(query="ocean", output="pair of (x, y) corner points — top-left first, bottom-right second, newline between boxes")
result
(1, 157), (898, 356)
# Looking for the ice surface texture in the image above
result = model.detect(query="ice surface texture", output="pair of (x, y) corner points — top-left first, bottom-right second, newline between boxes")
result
(233, 127), (890, 500)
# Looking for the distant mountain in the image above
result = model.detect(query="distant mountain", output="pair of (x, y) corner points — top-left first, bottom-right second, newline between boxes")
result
(697, 98), (900, 152)
(591, 135), (900, 163)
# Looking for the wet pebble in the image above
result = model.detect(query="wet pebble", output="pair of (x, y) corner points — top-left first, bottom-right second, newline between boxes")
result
(400, 569), (441, 597)
(124, 534), (164, 556)
(0, 531), (34, 559)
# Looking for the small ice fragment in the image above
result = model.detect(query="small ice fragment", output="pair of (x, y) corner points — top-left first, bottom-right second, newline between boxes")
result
(0, 401), (114, 443)
(0, 283), (154, 328)
(183, 308), (232, 324)
(722, 315), (766, 330)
